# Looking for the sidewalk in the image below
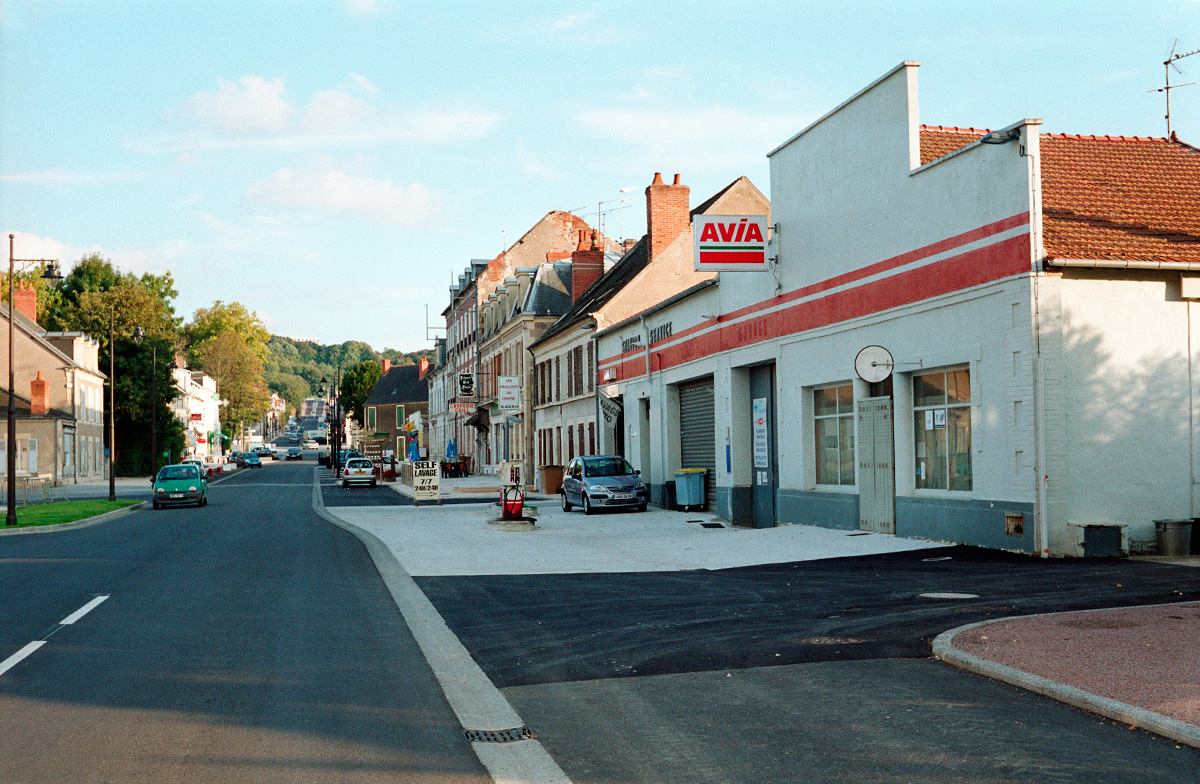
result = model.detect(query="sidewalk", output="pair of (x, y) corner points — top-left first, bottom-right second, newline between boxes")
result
(935, 596), (1200, 748)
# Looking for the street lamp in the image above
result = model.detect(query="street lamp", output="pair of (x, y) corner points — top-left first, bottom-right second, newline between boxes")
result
(131, 325), (165, 477)
(6, 235), (62, 526)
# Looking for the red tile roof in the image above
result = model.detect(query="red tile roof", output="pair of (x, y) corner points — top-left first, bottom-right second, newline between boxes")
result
(919, 126), (1200, 264)
(1040, 133), (1200, 263)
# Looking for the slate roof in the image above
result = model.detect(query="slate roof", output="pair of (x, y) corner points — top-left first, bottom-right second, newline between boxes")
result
(530, 237), (651, 348)
(364, 364), (428, 407)
(523, 261), (573, 317)
(920, 125), (1200, 264)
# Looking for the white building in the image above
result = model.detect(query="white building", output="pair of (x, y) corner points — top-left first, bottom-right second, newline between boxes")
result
(170, 367), (221, 457)
(596, 61), (1200, 556)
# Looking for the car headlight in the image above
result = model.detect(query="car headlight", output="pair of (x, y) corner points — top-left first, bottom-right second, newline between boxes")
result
(188, 486), (198, 492)
(155, 487), (164, 493)
(589, 486), (612, 496)
(636, 482), (646, 490)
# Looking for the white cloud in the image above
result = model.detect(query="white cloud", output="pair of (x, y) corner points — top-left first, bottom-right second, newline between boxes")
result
(344, 0), (380, 18)
(551, 13), (596, 31)
(0, 168), (145, 185)
(2, 231), (187, 276)
(159, 74), (498, 151)
(576, 104), (810, 171)
(244, 167), (438, 225)
(301, 89), (379, 133)
(515, 144), (562, 181)
(349, 73), (379, 97)
(180, 75), (293, 133)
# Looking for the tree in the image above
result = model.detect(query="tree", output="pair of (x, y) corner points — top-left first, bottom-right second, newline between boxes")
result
(198, 329), (270, 434)
(184, 301), (270, 366)
(45, 252), (180, 333)
(340, 360), (383, 427)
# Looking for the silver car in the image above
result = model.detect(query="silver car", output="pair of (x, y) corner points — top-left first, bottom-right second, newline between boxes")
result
(560, 455), (649, 514)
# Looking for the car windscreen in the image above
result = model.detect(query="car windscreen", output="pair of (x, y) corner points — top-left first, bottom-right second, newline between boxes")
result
(158, 466), (199, 481)
(584, 458), (635, 477)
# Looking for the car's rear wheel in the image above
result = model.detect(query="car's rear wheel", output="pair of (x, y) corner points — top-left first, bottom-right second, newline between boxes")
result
(560, 491), (571, 511)
(342, 479), (349, 488)
(370, 480), (377, 487)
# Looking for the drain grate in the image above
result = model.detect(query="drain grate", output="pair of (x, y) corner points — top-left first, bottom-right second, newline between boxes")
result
(701, 522), (725, 528)
(464, 726), (537, 743)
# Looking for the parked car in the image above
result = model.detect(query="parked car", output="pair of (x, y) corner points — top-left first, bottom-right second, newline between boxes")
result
(152, 463), (207, 509)
(560, 455), (649, 514)
(253, 446), (273, 460)
(341, 457), (378, 488)
(285, 447), (303, 460)
(236, 452), (262, 468)
(303, 440), (318, 450)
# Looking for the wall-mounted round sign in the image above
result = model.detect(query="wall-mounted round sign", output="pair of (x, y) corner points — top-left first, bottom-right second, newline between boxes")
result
(854, 345), (894, 383)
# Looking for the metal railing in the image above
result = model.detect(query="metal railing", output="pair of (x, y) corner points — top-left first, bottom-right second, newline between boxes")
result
(0, 476), (54, 505)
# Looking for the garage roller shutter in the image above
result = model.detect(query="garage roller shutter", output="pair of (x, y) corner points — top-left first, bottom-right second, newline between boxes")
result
(679, 376), (716, 508)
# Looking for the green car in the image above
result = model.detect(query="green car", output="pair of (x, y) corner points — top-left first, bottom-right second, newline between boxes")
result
(152, 463), (208, 509)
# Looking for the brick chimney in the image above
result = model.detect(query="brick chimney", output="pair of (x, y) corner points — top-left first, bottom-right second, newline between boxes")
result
(645, 172), (690, 262)
(381, 358), (392, 374)
(13, 283), (37, 324)
(571, 229), (605, 302)
(30, 371), (48, 415)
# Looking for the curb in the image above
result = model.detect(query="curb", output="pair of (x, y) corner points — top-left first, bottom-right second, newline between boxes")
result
(0, 501), (147, 536)
(309, 469), (572, 784)
(933, 610), (1200, 749)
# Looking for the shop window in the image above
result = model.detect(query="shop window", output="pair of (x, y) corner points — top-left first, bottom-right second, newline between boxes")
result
(814, 383), (855, 485)
(913, 367), (972, 491)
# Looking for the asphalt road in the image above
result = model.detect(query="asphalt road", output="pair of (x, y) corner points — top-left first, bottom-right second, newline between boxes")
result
(420, 547), (1200, 783)
(0, 461), (488, 783)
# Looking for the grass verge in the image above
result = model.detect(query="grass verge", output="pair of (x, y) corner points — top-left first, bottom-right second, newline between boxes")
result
(3, 499), (139, 528)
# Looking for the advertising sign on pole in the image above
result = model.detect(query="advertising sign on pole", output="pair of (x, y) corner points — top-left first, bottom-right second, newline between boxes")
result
(693, 215), (770, 272)
(413, 460), (441, 502)
(497, 376), (520, 411)
(458, 373), (476, 399)
(599, 394), (623, 424)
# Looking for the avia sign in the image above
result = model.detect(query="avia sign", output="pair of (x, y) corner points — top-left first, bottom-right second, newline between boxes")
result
(693, 215), (769, 271)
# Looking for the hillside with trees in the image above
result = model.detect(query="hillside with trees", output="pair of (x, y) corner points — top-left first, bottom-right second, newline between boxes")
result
(264, 336), (435, 414)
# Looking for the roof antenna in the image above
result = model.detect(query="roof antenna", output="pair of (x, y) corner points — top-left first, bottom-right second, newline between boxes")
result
(1149, 40), (1198, 137)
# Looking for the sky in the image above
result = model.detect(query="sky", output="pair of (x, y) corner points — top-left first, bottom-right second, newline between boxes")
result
(2, 1), (1198, 353)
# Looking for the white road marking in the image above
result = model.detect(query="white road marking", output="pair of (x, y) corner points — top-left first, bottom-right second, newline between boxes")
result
(60, 594), (109, 625)
(0, 641), (45, 677)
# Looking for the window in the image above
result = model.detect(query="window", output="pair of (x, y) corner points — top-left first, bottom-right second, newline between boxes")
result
(567, 350), (574, 397)
(587, 342), (594, 392)
(588, 421), (595, 455)
(814, 384), (855, 486)
(395, 405), (405, 428)
(367, 407), (376, 432)
(913, 367), (972, 491)
(555, 356), (561, 401)
(573, 346), (584, 396)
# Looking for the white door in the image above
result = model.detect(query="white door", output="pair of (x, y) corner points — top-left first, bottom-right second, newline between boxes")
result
(857, 398), (895, 534)
(27, 438), (38, 474)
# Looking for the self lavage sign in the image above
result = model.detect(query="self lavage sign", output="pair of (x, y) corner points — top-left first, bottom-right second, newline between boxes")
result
(693, 215), (769, 271)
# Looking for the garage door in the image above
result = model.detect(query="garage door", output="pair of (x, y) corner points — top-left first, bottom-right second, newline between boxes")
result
(679, 376), (717, 509)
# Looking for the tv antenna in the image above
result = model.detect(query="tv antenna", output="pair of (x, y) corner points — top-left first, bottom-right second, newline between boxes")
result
(1149, 40), (1199, 136)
